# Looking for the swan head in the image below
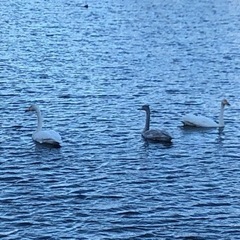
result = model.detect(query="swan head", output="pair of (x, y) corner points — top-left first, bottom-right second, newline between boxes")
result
(221, 99), (230, 107)
(139, 104), (150, 112)
(25, 104), (39, 112)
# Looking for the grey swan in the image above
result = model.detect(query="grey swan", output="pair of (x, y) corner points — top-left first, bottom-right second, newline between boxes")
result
(139, 104), (172, 143)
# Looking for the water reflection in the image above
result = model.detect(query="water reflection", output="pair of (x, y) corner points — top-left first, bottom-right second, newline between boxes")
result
(34, 142), (62, 159)
(141, 139), (173, 149)
(216, 127), (225, 143)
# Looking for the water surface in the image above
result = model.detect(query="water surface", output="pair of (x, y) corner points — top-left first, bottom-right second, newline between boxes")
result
(1, 0), (240, 239)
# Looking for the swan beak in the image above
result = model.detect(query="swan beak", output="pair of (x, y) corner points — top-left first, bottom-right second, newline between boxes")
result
(222, 99), (230, 106)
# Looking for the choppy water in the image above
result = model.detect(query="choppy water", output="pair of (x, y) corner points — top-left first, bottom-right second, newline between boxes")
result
(1, 0), (240, 239)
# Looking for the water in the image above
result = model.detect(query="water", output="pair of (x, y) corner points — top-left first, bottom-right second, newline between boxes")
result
(1, 0), (240, 239)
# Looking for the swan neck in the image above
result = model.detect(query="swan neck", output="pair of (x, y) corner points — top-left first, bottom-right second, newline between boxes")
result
(144, 109), (150, 132)
(36, 107), (43, 131)
(219, 103), (225, 127)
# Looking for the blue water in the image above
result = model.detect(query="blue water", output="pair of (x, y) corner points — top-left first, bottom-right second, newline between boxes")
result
(1, 0), (240, 239)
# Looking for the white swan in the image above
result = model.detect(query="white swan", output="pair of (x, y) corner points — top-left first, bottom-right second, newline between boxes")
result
(139, 104), (172, 142)
(25, 104), (62, 147)
(182, 99), (230, 128)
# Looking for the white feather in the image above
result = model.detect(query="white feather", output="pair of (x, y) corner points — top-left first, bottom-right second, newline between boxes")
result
(33, 130), (62, 145)
(26, 104), (62, 146)
(182, 113), (218, 127)
(182, 99), (230, 128)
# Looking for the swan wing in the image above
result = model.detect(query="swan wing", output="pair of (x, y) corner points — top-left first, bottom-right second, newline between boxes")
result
(142, 129), (172, 142)
(182, 114), (218, 127)
(33, 130), (62, 146)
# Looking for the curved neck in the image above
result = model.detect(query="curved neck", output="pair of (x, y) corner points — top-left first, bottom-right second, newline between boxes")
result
(35, 107), (43, 131)
(218, 103), (225, 127)
(144, 109), (150, 132)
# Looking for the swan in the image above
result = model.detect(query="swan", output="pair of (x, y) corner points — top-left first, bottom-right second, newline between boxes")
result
(182, 99), (230, 128)
(25, 104), (62, 147)
(139, 104), (172, 142)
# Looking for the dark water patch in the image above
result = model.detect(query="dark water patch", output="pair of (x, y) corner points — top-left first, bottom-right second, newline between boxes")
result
(15, 221), (35, 227)
(0, 229), (19, 238)
(193, 202), (232, 208)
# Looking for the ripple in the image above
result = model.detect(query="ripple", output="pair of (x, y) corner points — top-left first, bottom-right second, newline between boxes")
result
(1, 0), (240, 239)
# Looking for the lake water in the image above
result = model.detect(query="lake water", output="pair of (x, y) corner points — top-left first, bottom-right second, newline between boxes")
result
(1, 0), (240, 239)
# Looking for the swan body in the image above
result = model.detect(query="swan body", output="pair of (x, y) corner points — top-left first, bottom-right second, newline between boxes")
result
(182, 99), (230, 128)
(25, 104), (62, 147)
(139, 104), (172, 143)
